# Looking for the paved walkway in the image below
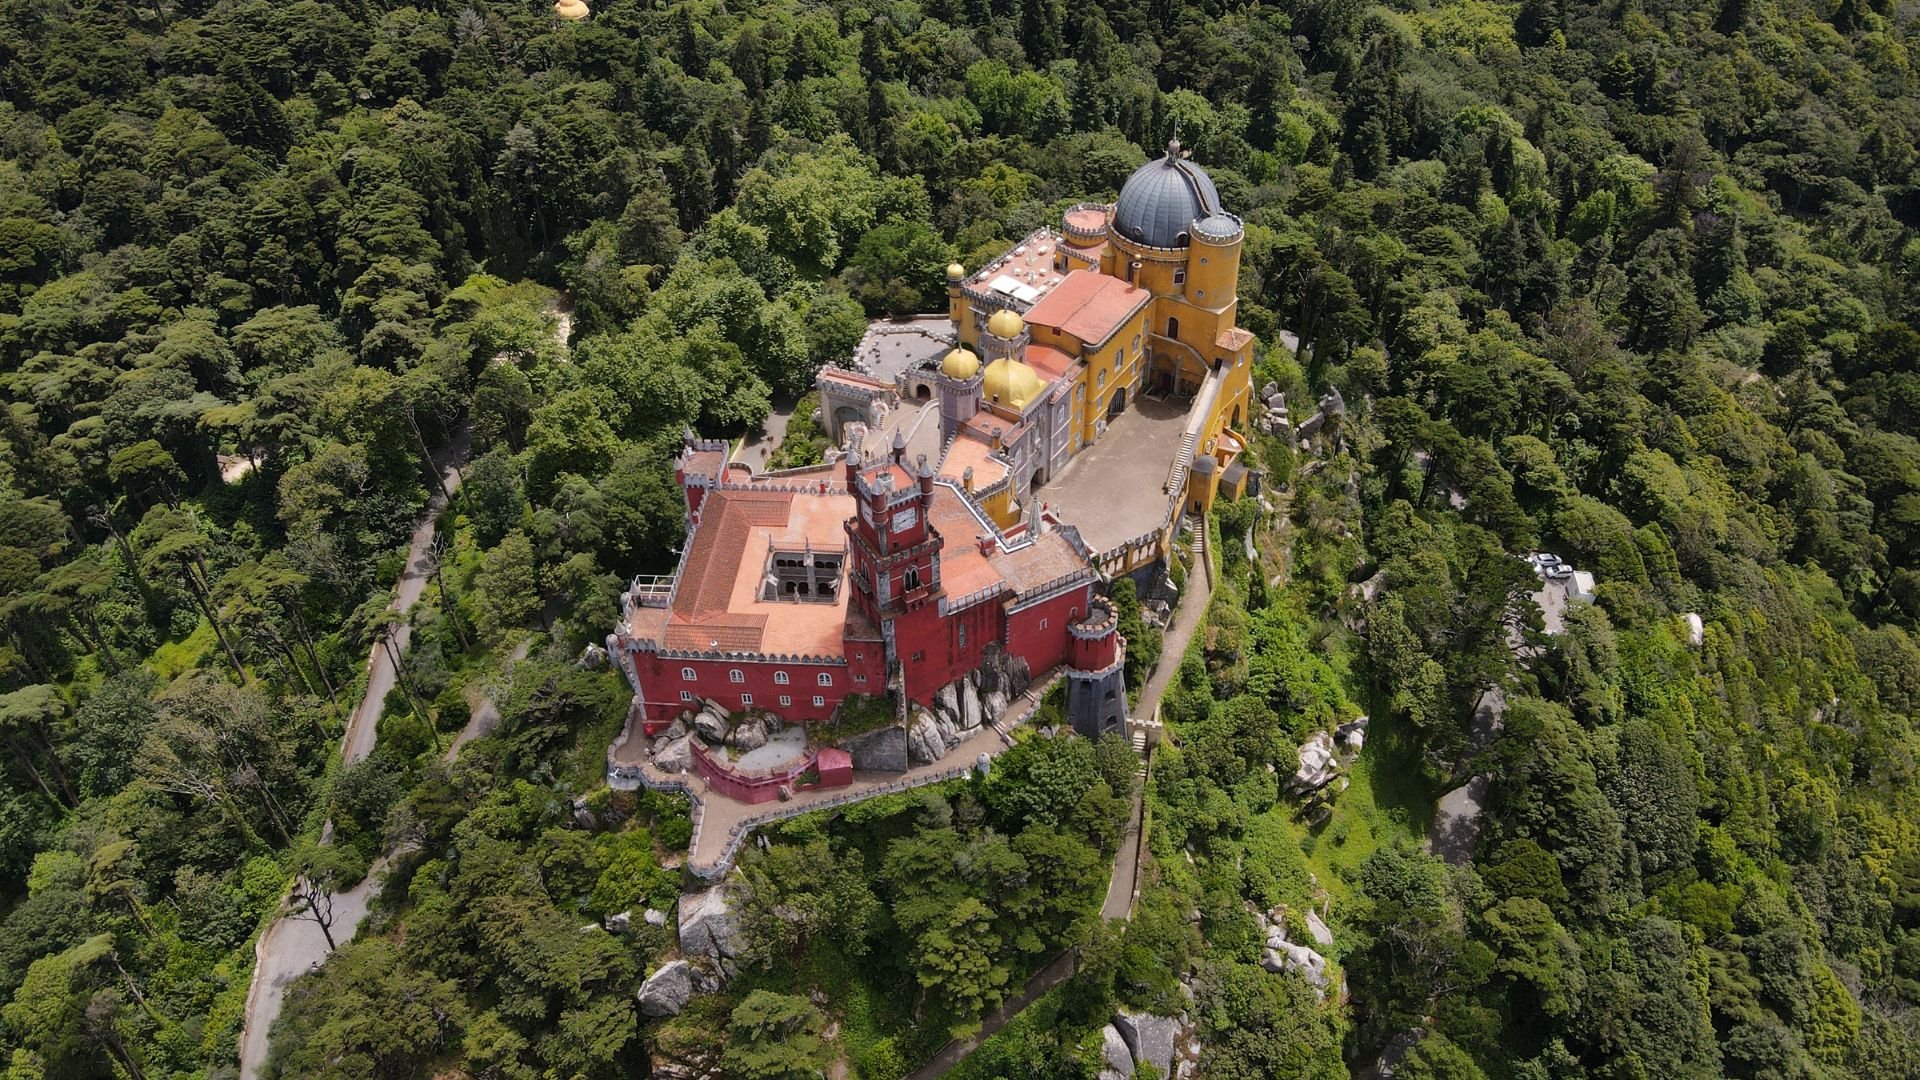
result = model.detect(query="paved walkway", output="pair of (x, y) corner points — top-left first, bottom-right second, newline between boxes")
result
(614, 695), (1032, 875)
(237, 436), (469, 1079)
(240, 298), (581, 1077)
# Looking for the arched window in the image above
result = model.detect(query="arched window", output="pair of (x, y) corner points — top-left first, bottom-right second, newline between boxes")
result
(774, 671), (789, 685)
(818, 672), (833, 686)
(1166, 316), (1180, 338)
(904, 565), (921, 591)
(729, 669), (744, 683)
(681, 667), (696, 681)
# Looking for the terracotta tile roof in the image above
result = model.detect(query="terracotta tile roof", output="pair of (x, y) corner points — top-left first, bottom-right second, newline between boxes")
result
(991, 532), (1092, 597)
(1025, 344), (1079, 381)
(1023, 269), (1150, 348)
(683, 450), (727, 480)
(939, 437), (1009, 489)
(635, 485), (855, 657)
(1216, 327), (1255, 352)
(928, 486), (1004, 600)
(819, 367), (894, 392)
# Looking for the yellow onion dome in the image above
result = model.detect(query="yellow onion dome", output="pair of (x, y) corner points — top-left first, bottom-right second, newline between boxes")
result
(941, 348), (980, 380)
(946, 262), (965, 280)
(986, 308), (1025, 339)
(554, 0), (590, 19)
(982, 357), (1043, 410)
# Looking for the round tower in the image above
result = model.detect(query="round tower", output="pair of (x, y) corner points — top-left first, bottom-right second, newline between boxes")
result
(1187, 211), (1243, 310)
(1186, 451), (1219, 516)
(1065, 600), (1128, 740)
(937, 347), (983, 444)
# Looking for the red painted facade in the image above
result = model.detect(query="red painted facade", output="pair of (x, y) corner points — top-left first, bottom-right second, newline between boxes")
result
(617, 440), (1100, 735)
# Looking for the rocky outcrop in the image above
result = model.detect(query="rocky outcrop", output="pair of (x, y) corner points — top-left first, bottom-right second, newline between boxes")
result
(972, 642), (1031, 698)
(677, 885), (742, 991)
(637, 960), (694, 1017)
(844, 725), (908, 772)
(907, 710), (946, 765)
(1113, 1010), (1179, 1077)
(643, 907), (668, 927)
(983, 689), (1008, 723)
(1305, 909), (1334, 947)
(1099, 1024), (1135, 1079)
(960, 680), (983, 731)
(1289, 730), (1340, 795)
(1336, 715), (1369, 754)
(691, 705), (727, 744)
(654, 735), (693, 774)
(1257, 907), (1334, 1001)
(726, 714), (767, 751)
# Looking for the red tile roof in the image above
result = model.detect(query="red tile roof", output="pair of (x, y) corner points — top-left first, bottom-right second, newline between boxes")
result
(1025, 344), (1078, 381)
(1022, 269), (1150, 348)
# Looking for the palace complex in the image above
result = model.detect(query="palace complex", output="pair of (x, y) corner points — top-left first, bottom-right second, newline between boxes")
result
(609, 142), (1256, 795)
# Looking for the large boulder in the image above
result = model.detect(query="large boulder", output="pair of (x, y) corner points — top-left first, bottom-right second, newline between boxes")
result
(1305, 909), (1334, 947)
(692, 706), (728, 745)
(1289, 731), (1339, 795)
(934, 683), (961, 727)
(1113, 1010), (1179, 1077)
(1261, 938), (1331, 998)
(727, 715), (767, 752)
(637, 960), (694, 1017)
(907, 711), (945, 765)
(1336, 715), (1368, 754)
(983, 689), (1009, 724)
(1100, 1024), (1135, 1079)
(677, 885), (742, 982)
(654, 736), (694, 774)
(960, 680), (983, 732)
(844, 725), (908, 772)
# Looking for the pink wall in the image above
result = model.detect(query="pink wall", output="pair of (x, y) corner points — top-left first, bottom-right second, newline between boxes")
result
(689, 743), (852, 803)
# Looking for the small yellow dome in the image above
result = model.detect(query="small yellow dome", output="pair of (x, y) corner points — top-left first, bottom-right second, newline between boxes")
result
(986, 308), (1024, 339)
(941, 348), (980, 380)
(946, 262), (965, 280)
(554, 0), (589, 17)
(982, 357), (1044, 410)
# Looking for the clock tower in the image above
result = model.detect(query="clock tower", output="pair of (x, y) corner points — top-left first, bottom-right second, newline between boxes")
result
(845, 449), (944, 635)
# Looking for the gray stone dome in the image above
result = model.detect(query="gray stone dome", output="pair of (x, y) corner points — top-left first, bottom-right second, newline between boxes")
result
(1112, 139), (1223, 249)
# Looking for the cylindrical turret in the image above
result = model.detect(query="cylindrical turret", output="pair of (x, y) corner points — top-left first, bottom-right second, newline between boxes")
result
(1068, 600), (1120, 672)
(1187, 452), (1219, 515)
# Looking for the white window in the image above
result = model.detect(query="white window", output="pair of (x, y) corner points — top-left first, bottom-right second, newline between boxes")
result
(1040, 619), (1049, 630)
(681, 667), (696, 680)
(780, 695), (792, 707)
(959, 625), (968, 648)
(905, 565), (921, 591)
(680, 690), (694, 702)
(774, 671), (789, 685)
(728, 669), (744, 683)
(854, 674), (867, 683)
(813, 695), (826, 707)
(818, 672), (833, 686)
(1098, 369), (1107, 388)
(1173, 269), (1186, 286)
(740, 694), (753, 706)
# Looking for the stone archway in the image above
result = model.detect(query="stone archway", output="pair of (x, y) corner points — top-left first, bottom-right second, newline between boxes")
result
(915, 384), (932, 399)
(832, 405), (864, 439)
(1108, 386), (1128, 418)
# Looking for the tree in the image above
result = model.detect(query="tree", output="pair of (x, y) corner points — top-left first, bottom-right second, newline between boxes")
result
(844, 221), (954, 316)
(722, 991), (829, 1080)
(473, 531), (542, 637)
(913, 897), (1010, 1034)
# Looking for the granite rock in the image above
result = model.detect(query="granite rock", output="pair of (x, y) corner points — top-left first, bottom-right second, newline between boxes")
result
(637, 960), (694, 1017)
(844, 725), (908, 772)
(1113, 1010), (1179, 1077)
(907, 711), (945, 765)
(654, 735), (693, 774)
(1100, 1024), (1135, 1078)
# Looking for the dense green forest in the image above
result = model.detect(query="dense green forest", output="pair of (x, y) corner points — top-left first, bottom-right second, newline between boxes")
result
(2, 0), (1920, 1074)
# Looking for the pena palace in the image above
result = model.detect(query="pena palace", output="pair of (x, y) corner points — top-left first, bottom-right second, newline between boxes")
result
(609, 142), (1257, 789)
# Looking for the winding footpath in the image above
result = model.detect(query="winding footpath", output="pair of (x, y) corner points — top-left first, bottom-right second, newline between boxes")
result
(907, 525), (1216, 1079)
(236, 436), (470, 1079)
